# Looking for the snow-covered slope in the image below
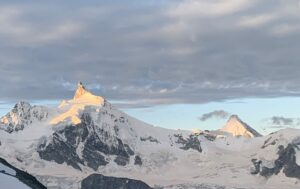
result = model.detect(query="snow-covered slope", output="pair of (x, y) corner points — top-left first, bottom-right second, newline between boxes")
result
(220, 115), (262, 138)
(0, 83), (299, 189)
(251, 129), (300, 179)
(50, 82), (105, 125)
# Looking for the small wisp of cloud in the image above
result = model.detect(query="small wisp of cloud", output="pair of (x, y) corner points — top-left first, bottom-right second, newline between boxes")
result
(199, 110), (230, 121)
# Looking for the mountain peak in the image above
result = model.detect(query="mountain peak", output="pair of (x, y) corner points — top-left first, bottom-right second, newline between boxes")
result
(73, 82), (89, 100)
(220, 114), (262, 138)
(51, 82), (105, 125)
(228, 114), (240, 121)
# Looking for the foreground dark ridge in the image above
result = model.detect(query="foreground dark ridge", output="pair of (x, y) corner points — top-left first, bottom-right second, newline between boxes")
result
(0, 157), (47, 189)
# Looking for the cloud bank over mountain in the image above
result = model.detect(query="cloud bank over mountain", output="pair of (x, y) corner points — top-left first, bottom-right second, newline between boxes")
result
(1, 0), (300, 107)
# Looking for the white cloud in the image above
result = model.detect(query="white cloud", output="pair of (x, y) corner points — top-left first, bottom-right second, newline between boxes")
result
(168, 0), (253, 18)
(30, 22), (83, 43)
(0, 6), (30, 36)
(238, 14), (278, 28)
(0, 6), (83, 45)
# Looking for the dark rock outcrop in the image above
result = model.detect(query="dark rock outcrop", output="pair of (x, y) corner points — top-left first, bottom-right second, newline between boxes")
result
(38, 113), (134, 171)
(134, 155), (143, 166)
(140, 136), (160, 143)
(0, 157), (46, 189)
(261, 137), (278, 149)
(174, 134), (202, 153)
(114, 156), (129, 166)
(201, 133), (216, 142)
(81, 174), (152, 189)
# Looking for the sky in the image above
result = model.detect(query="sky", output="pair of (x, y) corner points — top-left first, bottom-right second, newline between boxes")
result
(1, 0), (300, 134)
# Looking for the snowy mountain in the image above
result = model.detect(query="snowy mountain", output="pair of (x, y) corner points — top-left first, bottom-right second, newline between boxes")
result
(220, 115), (262, 138)
(0, 101), (49, 133)
(251, 129), (300, 179)
(0, 82), (299, 189)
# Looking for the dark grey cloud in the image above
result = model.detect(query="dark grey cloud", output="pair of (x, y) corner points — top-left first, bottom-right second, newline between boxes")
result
(199, 110), (230, 121)
(1, 0), (300, 107)
(262, 116), (300, 130)
(271, 116), (294, 126)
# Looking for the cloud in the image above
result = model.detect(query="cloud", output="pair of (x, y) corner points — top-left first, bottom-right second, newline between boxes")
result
(262, 116), (300, 130)
(271, 116), (294, 125)
(0, 5), (83, 46)
(1, 1), (300, 108)
(168, 0), (253, 17)
(238, 13), (278, 28)
(199, 110), (230, 121)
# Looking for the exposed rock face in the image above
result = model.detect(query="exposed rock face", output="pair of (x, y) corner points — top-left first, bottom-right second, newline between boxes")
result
(198, 131), (216, 141)
(220, 115), (262, 138)
(81, 174), (152, 189)
(114, 156), (129, 166)
(38, 113), (134, 171)
(0, 157), (47, 189)
(134, 155), (143, 166)
(0, 101), (48, 133)
(174, 134), (202, 153)
(140, 136), (160, 143)
(251, 142), (300, 179)
(38, 124), (87, 170)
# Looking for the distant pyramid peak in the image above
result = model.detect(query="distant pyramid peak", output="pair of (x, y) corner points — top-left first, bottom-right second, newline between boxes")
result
(228, 114), (240, 121)
(220, 114), (262, 138)
(73, 82), (90, 99)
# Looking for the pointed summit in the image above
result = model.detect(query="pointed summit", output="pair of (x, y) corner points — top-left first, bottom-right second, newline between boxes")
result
(73, 82), (89, 99)
(220, 115), (262, 138)
(50, 82), (105, 125)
